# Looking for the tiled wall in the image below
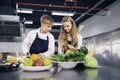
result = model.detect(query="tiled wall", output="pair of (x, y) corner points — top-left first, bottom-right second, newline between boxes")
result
(83, 29), (120, 70)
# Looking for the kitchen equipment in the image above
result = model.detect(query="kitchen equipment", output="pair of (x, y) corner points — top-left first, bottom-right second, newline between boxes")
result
(0, 53), (21, 72)
(0, 62), (21, 72)
(0, 15), (23, 42)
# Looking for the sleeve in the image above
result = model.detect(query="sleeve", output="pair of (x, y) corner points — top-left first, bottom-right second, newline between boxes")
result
(76, 34), (83, 49)
(22, 31), (32, 55)
(43, 34), (55, 57)
(58, 41), (63, 55)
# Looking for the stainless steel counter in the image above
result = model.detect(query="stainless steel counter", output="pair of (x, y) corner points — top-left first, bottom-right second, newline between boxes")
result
(0, 65), (120, 80)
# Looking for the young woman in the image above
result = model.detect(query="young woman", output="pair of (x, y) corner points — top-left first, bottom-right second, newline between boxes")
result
(22, 14), (55, 57)
(58, 16), (82, 54)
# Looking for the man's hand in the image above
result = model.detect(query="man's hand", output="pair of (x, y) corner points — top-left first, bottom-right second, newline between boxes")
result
(24, 52), (31, 58)
(39, 53), (45, 58)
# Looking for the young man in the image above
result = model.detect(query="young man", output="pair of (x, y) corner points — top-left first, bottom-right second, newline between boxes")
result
(22, 14), (55, 57)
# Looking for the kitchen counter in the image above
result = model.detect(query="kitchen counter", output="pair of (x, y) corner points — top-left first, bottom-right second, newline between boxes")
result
(0, 64), (120, 80)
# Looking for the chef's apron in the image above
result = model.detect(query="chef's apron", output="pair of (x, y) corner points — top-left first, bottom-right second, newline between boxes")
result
(29, 33), (49, 54)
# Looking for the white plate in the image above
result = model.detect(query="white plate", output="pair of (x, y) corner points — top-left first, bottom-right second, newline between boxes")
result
(52, 61), (84, 69)
(52, 61), (84, 63)
(20, 64), (52, 71)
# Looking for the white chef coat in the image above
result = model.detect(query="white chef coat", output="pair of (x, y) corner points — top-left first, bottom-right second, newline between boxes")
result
(22, 28), (55, 57)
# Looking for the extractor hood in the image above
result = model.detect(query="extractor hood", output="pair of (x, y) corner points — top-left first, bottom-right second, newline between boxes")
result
(0, 15), (22, 42)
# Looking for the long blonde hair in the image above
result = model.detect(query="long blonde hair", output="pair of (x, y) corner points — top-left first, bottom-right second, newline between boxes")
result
(58, 16), (78, 52)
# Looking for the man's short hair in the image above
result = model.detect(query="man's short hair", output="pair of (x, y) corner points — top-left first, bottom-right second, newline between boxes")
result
(40, 14), (54, 23)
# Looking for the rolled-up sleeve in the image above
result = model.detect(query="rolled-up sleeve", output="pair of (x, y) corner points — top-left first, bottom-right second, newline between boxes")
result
(77, 34), (83, 49)
(58, 41), (63, 55)
(22, 31), (32, 55)
(43, 34), (55, 57)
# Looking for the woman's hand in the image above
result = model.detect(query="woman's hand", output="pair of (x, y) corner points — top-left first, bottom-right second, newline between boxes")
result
(67, 44), (75, 50)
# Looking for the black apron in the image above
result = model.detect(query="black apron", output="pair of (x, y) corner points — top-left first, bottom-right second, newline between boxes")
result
(29, 33), (49, 54)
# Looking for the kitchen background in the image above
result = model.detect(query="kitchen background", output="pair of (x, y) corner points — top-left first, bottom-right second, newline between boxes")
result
(0, 0), (120, 70)
(82, 0), (120, 69)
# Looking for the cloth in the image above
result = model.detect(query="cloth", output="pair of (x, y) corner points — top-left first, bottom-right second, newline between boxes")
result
(30, 33), (49, 54)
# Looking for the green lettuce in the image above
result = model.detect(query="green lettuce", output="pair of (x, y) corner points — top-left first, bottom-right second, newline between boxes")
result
(84, 55), (98, 68)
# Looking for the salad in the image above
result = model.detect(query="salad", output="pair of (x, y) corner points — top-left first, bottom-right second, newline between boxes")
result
(51, 46), (88, 62)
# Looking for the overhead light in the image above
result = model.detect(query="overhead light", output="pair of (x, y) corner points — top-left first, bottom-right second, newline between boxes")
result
(53, 22), (62, 25)
(52, 11), (74, 16)
(24, 21), (33, 24)
(17, 8), (33, 14)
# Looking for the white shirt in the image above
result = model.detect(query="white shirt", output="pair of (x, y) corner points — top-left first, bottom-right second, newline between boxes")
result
(58, 33), (83, 54)
(22, 28), (55, 57)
